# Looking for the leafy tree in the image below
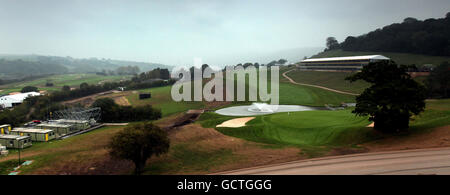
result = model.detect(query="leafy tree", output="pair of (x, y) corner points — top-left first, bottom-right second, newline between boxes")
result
(91, 98), (161, 122)
(326, 37), (339, 50)
(346, 61), (427, 132)
(425, 61), (450, 98)
(62, 85), (71, 92)
(108, 122), (170, 175)
(21, 86), (38, 93)
(80, 82), (89, 89)
(277, 59), (287, 65)
(403, 17), (418, 23)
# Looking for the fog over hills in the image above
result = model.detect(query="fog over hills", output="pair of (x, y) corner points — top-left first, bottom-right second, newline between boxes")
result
(0, 54), (173, 75)
(188, 47), (324, 68)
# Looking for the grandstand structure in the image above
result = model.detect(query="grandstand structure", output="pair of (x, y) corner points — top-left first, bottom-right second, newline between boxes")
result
(297, 55), (390, 71)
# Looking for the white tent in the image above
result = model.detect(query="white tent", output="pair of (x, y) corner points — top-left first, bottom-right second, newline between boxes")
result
(0, 92), (40, 108)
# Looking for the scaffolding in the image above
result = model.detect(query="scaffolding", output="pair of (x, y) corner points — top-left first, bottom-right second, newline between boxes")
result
(51, 107), (101, 121)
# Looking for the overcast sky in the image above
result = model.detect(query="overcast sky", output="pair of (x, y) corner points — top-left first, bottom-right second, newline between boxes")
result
(0, 0), (449, 66)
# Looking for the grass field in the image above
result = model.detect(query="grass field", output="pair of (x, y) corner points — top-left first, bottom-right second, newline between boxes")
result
(126, 86), (205, 117)
(125, 77), (355, 117)
(284, 70), (370, 94)
(0, 74), (131, 95)
(312, 49), (450, 66)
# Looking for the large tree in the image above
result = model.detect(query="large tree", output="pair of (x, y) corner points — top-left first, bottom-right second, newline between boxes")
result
(326, 37), (339, 50)
(21, 86), (38, 93)
(108, 122), (169, 175)
(346, 61), (427, 132)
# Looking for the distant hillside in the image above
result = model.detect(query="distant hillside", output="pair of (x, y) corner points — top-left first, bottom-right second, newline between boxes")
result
(337, 13), (450, 56)
(311, 49), (450, 66)
(0, 54), (173, 74)
(0, 59), (68, 79)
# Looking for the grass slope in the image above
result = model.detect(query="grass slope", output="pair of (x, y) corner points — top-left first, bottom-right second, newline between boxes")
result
(0, 74), (131, 95)
(284, 70), (369, 94)
(126, 85), (205, 117)
(0, 126), (131, 175)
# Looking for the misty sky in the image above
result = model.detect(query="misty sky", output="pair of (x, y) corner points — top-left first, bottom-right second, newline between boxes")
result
(0, 0), (449, 67)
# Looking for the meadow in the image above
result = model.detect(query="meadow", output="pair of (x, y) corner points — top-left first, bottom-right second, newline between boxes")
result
(126, 85), (205, 117)
(0, 74), (131, 95)
(284, 70), (369, 94)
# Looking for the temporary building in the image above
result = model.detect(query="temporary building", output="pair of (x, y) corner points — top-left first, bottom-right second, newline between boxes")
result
(10, 128), (56, 142)
(0, 134), (32, 149)
(52, 119), (91, 131)
(36, 123), (72, 136)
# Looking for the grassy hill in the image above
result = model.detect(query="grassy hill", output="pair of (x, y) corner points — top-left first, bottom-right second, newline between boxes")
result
(126, 86), (205, 117)
(311, 49), (450, 66)
(284, 70), (369, 94)
(0, 73), (131, 95)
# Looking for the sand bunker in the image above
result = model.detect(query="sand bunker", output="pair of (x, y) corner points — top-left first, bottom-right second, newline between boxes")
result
(367, 122), (374, 127)
(216, 117), (255, 128)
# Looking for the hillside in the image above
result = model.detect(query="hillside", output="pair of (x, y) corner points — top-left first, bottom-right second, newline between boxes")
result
(337, 13), (450, 56)
(311, 49), (450, 66)
(0, 59), (68, 79)
(0, 54), (173, 74)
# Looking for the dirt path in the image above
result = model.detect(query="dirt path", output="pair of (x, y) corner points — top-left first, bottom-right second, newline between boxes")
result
(114, 96), (130, 106)
(282, 69), (360, 96)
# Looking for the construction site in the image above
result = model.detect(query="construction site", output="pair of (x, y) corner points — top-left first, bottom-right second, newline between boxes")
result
(0, 107), (102, 153)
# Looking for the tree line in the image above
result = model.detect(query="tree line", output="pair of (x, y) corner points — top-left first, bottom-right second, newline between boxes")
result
(326, 12), (450, 56)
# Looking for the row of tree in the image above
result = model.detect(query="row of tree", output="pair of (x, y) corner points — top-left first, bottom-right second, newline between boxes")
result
(97, 65), (141, 76)
(92, 98), (161, 122)
(132, 68), (171, 82)
(48, 68), (173, 102)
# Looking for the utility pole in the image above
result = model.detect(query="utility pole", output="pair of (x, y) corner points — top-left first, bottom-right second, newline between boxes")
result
(18, 140), (22, 166)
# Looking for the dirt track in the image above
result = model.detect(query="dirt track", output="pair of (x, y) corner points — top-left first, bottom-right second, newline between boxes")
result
(282, 69), (360, 96)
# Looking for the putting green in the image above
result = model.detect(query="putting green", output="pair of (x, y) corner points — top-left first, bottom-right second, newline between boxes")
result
(201, 109), (372, 146)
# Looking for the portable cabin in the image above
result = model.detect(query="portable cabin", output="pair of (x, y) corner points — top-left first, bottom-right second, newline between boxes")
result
(36, 123), (72, 137)
(10, 128), (56, 142)
(0, 144), (8, 156)
(0, 124), (11, 134)
(0, 134), (32, 149)
(53, 119), (90, 131)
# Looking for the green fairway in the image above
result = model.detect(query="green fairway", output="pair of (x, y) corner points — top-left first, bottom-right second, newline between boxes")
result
(126, 85), (205, 117)
(284, 70), (369, 94)
(0, 74), (131, 95)
(278, 82), (355, 106)
(200, 110), (373, 147)
(199, 99), (450, 149)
